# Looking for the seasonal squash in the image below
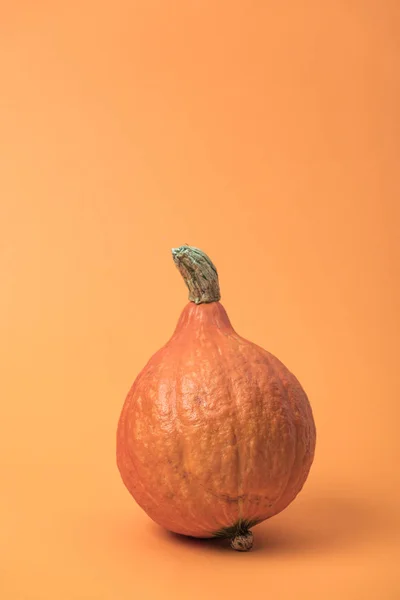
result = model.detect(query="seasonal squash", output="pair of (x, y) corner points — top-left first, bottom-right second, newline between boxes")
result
(116, 245), (316, 551)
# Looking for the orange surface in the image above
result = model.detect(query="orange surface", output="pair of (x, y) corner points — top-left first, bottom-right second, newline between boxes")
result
(1, 2), (399, 599)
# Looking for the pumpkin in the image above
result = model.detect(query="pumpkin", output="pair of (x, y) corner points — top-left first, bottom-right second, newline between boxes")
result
(116, 245), (316, 551)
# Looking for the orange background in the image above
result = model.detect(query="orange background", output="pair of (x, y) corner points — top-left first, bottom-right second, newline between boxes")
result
(1, 2), (399, 599)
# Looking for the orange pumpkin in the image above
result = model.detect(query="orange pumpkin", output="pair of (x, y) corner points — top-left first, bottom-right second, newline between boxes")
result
(116, 245), (316, 551)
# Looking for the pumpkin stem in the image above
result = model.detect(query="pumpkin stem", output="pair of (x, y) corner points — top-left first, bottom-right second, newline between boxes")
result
(230, 530), (254, 552)
(172, 245), (221, 305)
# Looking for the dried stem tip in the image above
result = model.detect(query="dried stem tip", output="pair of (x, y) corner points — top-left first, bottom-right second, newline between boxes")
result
(230, 531), (254, 552)
(172, 245), (221, 305)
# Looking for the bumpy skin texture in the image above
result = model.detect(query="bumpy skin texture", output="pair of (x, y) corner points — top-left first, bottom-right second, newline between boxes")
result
(116, 302), (316, 538)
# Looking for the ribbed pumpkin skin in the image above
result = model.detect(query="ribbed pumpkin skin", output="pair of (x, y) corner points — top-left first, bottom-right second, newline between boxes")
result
(116, 301), (316, 538)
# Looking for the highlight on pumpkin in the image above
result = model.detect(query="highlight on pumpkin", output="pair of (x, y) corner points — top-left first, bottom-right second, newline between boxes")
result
(116, 245), (316, 552)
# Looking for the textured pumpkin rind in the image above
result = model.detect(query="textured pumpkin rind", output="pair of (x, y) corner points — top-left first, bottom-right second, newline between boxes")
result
(116, 302), (316, 538)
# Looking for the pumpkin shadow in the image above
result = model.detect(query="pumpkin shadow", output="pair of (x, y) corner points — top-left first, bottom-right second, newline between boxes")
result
(252, 494), (385, 555)
(159, 530), (231, 553)
(153, 494), (388, 556)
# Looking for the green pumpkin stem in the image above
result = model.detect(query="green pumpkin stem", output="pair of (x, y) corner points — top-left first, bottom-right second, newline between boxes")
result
(172, 245), (221, 305)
